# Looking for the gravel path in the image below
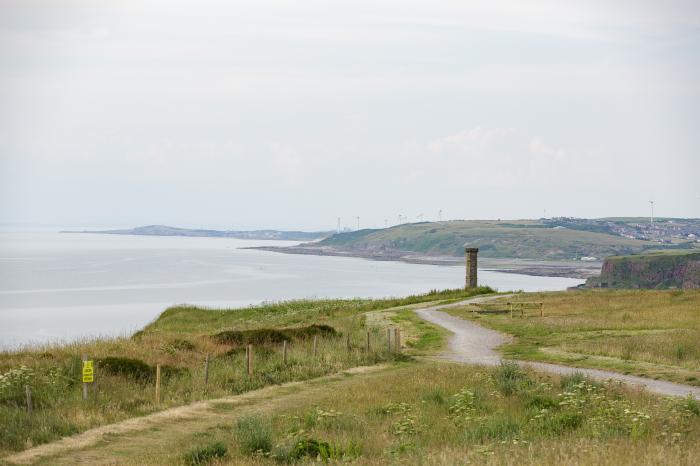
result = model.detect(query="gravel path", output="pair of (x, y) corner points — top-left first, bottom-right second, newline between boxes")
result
(416, 296), (700, 400)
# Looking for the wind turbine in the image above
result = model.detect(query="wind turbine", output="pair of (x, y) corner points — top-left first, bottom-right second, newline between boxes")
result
(649, 201), (654, 224)
(337, 217), (341, 233)
(356, 216), (360, 231)
(438, 209), (442, 222)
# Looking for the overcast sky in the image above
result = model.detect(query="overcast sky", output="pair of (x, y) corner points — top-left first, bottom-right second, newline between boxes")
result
(1, 0), (699, 230)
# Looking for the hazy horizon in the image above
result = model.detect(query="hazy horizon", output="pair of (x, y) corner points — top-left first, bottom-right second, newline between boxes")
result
(2, 1), (699, 230)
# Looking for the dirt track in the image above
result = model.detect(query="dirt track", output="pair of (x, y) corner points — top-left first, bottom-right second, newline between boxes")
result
(416, 296), (700, 399)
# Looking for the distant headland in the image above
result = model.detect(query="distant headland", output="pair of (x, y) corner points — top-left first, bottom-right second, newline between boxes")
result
(62, 225), (331, 242)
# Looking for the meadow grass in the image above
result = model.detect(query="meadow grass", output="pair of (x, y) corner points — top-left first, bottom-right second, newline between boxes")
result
(445, 289), (700, 386)
(0, 287), (492, 457)
(100, 362), (700, 465)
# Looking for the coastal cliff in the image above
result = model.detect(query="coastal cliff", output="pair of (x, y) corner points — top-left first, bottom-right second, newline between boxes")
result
(587, 251), (700, 289)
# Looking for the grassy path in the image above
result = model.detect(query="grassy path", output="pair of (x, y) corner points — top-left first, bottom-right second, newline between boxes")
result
(417, 300), (700, 399)
(2, 365), (390, 465)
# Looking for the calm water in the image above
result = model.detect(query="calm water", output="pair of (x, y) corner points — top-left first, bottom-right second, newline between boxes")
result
(0, 232), (583, 348)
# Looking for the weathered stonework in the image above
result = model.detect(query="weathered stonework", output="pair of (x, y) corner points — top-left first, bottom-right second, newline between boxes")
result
(465, 247), (479, 288)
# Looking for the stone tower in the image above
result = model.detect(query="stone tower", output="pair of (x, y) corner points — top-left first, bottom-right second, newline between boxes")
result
(465, 247), (479, 289)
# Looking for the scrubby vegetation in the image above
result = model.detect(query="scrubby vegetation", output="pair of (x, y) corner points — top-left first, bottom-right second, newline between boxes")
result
(72, 363), (700, 465)
(0, 287), (492, 457)
(447, 289), (700, 386)
(183, 441), (228, 465)
(238, 363), (700, 464)
(213, 324), (337, 346)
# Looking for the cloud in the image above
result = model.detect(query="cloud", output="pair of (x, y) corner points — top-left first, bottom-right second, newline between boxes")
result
(268, 142), (305, 185)
(422, 127), (610, 187)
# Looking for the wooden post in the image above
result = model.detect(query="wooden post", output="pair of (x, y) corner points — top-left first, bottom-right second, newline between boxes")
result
(313, 336), (318, 357)
(387, 328), (392, 352)
(366, 331), (370, 352)
(25, 385), (32, 416)
(82, 354), (88, 401)
(247, 344), (253, 377)
(521, 306), (524, 317)
(155, 364), (161, 406)
(394, 328), (400, 352)
(93, 361), (98, 402)
(510, 303), (513, 319)
(283, 340), (288, 364)
(540, 304), (544, 318)
(204, 354), (210, 393)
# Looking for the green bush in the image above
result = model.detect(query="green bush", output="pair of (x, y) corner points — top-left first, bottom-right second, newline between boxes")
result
(97, 357), (186, 383)
(494, 361), (526, 396)
(560, 372), (598, 392)
(97, 357), (152, 381)
(278, 438), (361, 463)
(236, 416), (273, 455)
(214, 324), (337, 346)
(183, 441), (228, 465)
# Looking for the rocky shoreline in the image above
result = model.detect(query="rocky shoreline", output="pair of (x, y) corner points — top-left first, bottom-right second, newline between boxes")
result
(249, 245), (601, 279)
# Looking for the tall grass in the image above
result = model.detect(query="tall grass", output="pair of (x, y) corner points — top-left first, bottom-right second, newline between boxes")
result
(0, 287), (493, 456)
(190, 363), (700, 465)
(447, 289), (700, 385)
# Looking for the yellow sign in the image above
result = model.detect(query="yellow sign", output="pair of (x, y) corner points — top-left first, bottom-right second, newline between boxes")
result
(82, 360), (94, 383)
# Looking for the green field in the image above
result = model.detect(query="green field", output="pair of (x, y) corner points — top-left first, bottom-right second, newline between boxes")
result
(317, 220), (673, 260)
(445, 290), (700, 386)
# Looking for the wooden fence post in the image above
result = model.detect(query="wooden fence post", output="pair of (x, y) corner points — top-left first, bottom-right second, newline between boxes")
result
(510, 303), (513, 319)
(82, 354), (88, 401)
(93, 361), (98, 402)
(204, 354), (210, 394)
(25, 385), (32, 416)
(387, 328), (392, 352)
(540, 304), (544, 318)
(247, 344), (253, 377)
(366, 331), (370, 352)
(283, 340), (288, 364)
(155, 364), (161, 406)
(313, 336), (318, 357)
(394, 328), (400, 352)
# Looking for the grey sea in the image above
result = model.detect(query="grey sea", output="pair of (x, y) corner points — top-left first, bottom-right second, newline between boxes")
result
(0, 230), (583, 348)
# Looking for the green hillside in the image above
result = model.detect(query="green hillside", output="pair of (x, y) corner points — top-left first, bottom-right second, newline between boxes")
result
(316, 220), (684, 261)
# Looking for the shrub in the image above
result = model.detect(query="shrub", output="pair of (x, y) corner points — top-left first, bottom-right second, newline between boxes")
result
(214, 324), (337, 346)
(184, 441), (228, 465)
(682, 395), (700, 416)
(559, 372), (597, 392)
(97, 357), (186, 383)
(281, 438), (361, 462)
(98, 357), (153, 382)
(494, 361), (526, 396)
(525, 395), (558, 411)
(161, 339), (196, 355)
(236, 416), (273, 455)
